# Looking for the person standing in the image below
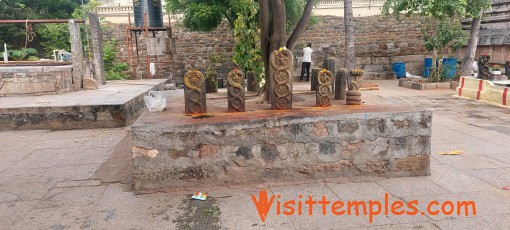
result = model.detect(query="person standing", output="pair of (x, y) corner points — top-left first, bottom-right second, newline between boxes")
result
(301, 43), (313, 82)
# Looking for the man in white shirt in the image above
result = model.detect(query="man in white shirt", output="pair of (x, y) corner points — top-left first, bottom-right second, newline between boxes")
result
(301, 43), (313, 82)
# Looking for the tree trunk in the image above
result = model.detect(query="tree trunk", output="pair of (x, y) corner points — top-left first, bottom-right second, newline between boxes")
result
(459, 10), (483, 76)
(259, 0), (271, 101)
(286, 0), (314, 50)
(344, 0), (355, 70)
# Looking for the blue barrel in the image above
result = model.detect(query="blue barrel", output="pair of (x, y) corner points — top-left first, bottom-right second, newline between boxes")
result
(392, 62), (406, 79)
(424, 58), (432, 78)
(442, 58), (457, 79)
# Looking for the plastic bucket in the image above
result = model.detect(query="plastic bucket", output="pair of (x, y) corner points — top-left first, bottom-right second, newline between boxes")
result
(424, 58), (432, 78)
(392, 62), (406, 79)
(442, 58), (457, 79)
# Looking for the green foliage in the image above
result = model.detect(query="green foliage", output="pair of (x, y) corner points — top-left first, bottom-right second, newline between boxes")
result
(383, 0), (489, 54)
(36, 24), (71, 55)
(103, 38), (128, 80)
(232, 0), (263, 80)
(382, 0), (491, 20)
(8, 47), (37, 61)
(166, 0), (235, 31)
(421, 19), (467, 53)
(0, 0), (86, 48)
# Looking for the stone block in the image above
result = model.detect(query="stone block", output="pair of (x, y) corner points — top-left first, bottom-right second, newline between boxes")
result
(83, 78), (99, 90)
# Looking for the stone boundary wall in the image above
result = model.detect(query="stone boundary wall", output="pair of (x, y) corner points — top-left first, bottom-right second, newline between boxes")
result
(132, 108), (432, 190)
(103, 15), (432, 81)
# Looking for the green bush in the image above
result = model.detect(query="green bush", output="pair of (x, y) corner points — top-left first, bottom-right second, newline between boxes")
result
(8, 48), (37, 61)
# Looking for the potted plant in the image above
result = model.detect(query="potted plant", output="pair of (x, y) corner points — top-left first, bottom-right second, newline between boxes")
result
(490, 65), (501, 75)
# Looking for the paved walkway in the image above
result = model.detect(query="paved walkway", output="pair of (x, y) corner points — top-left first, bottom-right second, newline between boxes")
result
(0, 80), (509, 229)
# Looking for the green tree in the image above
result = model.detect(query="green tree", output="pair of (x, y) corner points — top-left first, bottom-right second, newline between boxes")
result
(382, 0), (491, 79)
(0, 0), (86, 52)
(232, 0), (263, 78)
(167, 0), (316, 99)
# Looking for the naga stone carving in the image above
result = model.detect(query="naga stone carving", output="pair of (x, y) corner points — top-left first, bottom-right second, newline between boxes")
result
(346, 68), (363, 105)
(227, 68), (246, 112)
(335, 68), (348, 100)
(270, 48), (293, 110)
(184, 69), (207, 114)
(323, 58), (336, 93)
(316, 69), (333, 107)
(478, 54), (490, 80)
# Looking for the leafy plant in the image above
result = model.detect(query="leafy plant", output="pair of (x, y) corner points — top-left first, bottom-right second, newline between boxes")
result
(205, 53), (223, 93)
(8, 48), (37, 61)
(232, 0), (263, 82)
(103, 38), (128, 80)
(491, 65), (500, 71)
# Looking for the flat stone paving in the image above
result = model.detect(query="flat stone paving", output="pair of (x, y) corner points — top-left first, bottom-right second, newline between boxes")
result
(0, 79), (167, 108)
(0, 79), (168, 130)
(1, 80), (510, 229)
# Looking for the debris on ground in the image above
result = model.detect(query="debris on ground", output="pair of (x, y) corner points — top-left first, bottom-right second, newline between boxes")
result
(191, 192), (208, 201)
(437, 150), (463, 155)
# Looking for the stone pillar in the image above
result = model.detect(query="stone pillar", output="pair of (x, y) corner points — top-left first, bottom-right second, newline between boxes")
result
(89, 12), (106, 85)
(310, 68), (320, 91)
(323, 58), (336, 93)
(269, 48), (293, 110)
(316, 69), (333, 107)
(227, 69), (246, 112)
(68, 20), (84, 89)
(505, 61), (509, 77)
(184, 70), (207, 114)
(346, 69), (363, 105)
(335, 68), (348, 100)
(247, 71), (260, 92)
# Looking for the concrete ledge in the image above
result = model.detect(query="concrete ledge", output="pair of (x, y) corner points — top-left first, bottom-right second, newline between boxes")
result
(132, 105), (432, 190)
(456, 76), (509, 107)
(0, 79), (168, 130)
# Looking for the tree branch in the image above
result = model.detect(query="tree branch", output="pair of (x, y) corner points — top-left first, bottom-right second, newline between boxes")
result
(286, 0), (315, 50)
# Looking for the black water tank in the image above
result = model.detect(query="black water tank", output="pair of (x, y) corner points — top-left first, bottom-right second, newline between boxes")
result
(133, 0), (164, 28)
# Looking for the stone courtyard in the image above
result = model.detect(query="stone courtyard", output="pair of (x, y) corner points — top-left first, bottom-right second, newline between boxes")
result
(1, 80), (509, 229)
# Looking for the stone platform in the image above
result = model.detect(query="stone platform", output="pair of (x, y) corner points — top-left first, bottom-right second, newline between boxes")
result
(132, 92), (432, 190)
(0, 79), (168, 130)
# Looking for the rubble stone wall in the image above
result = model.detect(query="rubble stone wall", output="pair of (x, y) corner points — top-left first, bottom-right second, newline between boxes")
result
(132, 110), (432, 190)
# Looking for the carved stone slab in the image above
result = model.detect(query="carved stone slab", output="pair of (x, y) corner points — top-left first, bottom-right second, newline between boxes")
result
(346, 69), (363, 105)
(269, 48), (293, 110)
(316, 69), (333, 107)
(227, 68), (246, 112)
(184, 70), (207, 114)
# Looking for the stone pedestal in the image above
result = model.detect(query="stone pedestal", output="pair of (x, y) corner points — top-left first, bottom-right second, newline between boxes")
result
(227, 69), (245, 112)
(335, 68), (348, 100)
(316, 69), (333, 107)
(269, 48), (293, 110)
(311, 68), (320, 91)
(131, 105), (432, 190)
(184, 70), (206, 114)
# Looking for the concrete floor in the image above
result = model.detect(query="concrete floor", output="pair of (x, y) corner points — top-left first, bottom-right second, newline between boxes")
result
(0, 80), (509, 229)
